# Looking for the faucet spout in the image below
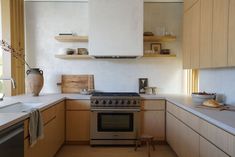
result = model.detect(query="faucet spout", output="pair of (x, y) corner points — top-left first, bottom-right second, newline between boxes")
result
(0, 77), (16, 89)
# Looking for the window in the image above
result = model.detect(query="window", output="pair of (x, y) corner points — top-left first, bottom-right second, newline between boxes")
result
(186, 69), (199, 95)
(0, 1), (3, 93)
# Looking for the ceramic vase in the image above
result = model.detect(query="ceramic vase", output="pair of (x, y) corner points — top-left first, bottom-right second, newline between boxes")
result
(26, 68), (44, 96)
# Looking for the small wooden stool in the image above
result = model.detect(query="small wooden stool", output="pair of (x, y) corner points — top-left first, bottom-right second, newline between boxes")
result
(135, 135), (155, 157)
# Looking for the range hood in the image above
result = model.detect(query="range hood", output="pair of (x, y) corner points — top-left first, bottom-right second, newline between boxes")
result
(89, 0), (143, 59)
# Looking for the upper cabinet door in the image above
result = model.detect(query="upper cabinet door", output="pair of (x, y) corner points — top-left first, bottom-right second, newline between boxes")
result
(212, 0), (229, 67)
(199, 0), (213, 68)
(89, 0), (143, 57)
(190, 1), (200, 69)
(228, 1), (235, 66)
(184, 0), (199, 12)
(183, 8), (191, 69)
(183, 1), (200, 69)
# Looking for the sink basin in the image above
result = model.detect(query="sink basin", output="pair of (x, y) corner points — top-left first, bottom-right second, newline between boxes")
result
(0, 102), (43, 113)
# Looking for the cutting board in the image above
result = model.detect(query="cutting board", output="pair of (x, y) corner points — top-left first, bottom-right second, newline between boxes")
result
(60, 75), (94, 93)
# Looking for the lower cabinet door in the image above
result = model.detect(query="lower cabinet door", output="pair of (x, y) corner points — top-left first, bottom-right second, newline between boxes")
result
(24, 118), (57, 157)
(166, 112), (199, 157)
(66, 111), (90, 141)
(200, 136), (229, 157)
(141, 110), (165, 140)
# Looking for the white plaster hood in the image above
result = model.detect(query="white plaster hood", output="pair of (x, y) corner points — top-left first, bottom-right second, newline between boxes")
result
(88, 0), (143, 59)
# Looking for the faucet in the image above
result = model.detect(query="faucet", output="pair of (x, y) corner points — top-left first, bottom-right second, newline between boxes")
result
(0, 77), (16, 101)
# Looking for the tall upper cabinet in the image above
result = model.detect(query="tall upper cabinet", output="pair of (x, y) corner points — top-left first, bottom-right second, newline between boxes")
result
(183, 0), (232, 69)
(228, 1), (235, 66)
(183, 0), (200, 69)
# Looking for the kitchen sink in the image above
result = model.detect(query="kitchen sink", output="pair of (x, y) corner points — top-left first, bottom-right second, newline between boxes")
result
(0, 102), (43, 113)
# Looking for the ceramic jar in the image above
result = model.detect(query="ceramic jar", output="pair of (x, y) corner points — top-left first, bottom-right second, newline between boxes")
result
(26, 68), (44, 96)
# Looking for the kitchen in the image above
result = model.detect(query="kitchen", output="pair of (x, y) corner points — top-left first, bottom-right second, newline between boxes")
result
(0, 0), (235, 157)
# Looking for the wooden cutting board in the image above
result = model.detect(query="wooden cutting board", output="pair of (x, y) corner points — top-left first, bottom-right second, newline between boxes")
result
(61, 75), (94, 93)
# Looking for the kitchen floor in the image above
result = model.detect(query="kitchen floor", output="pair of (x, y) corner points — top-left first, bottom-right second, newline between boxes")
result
(56, 145), (177, 157)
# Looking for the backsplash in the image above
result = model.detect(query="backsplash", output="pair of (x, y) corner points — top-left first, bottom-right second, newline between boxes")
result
(199, 68), (235, 105)
(25, 2), (185, 94)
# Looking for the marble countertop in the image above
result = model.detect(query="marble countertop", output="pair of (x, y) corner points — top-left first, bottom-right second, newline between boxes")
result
(0, 93), (235, 137)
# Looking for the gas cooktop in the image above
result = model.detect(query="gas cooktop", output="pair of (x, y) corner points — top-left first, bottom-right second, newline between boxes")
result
(92, 92), (140, 97)
(91, 92), (141, 108)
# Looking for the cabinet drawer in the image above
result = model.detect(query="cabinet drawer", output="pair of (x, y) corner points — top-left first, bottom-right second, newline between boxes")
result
(200, 136), (229, 157)
(42, 106), (56, 125)
(24, 106), (56, 138)
(179, 108), (200, 132)
(166, 102), (181, 118)
(167, 102), (200, 132)
(66, 100), (90, 110)
(141, 100), (165, 110)
(199, 119), (234, 156)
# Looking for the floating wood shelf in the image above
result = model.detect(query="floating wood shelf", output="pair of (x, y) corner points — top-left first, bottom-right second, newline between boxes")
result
(55, 54), (176, 60)
(55, 35), (88, 42)
(144, 35), (176, 42)
(55, 54), (91, 59)
(143, 53), (176, 57)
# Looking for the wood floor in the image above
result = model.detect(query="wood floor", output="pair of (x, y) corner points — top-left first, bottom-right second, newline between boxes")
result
(56, 145), (177, 157)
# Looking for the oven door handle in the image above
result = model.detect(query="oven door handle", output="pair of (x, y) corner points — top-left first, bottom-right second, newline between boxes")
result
(91, 108), (141, 112)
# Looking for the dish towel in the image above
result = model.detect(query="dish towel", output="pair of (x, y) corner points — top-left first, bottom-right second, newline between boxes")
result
(29, 108), (44, 147)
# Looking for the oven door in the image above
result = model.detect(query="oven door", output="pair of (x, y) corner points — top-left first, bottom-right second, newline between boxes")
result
(90, 109), (140, 140)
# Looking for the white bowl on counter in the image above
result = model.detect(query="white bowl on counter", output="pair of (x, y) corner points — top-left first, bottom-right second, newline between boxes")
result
(192, 93), (216, 104)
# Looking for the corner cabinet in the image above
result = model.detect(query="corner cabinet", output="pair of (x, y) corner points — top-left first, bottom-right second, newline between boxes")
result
(89, 0), (143, 57)
(24, 101), (65, 157)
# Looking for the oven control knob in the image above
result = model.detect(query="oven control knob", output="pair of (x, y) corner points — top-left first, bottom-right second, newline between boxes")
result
(133, 100), (137, 105)
(95, 100), (99, 104)
(108, 100), (112, 104)
(115, 100), (119, 104)
(102, 100), (106, 104)
(127, 100), (131, 104)
(121, 100), (124, 104)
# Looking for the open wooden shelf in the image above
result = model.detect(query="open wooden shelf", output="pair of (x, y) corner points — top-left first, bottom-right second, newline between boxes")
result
(144, 35), (176, 42)
(143, 53), (176, 57)
(55, 35), (88, 42)
(55, 53), (176, 60)
(55, 54), (91, 59)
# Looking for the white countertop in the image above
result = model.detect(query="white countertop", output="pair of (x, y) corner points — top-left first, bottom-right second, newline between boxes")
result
(0, 93), (235, 137)
(166, 95), (235, 136)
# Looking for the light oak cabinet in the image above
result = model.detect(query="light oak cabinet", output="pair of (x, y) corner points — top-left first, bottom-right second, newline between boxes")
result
(199, 0), (213, 68)
(228, 1), (235, 66)
(183, 0), (232, 69)
(24, 101), (65, 157)
(184, 0), (199, 12)
(199, 119), (234, 156)
(167, 101), (234, 157)
(166, 112), (199, 157)
(200, 136), (229, 157)
(66, 100), (90, 142)
(212, 0), (229, 68)
(141, 100), (165, 141)
(183, 0), (200, 69)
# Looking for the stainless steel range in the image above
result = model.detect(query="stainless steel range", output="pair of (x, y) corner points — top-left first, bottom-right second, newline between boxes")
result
(90, 92), (141, 145)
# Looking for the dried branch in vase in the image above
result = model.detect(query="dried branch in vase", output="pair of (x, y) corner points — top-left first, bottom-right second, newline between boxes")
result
(0, 40), (31, 69)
